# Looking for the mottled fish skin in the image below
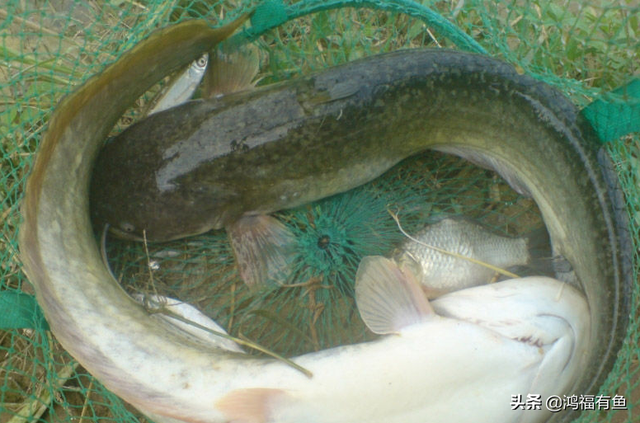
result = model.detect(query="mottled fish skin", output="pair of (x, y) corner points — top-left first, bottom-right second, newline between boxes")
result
(21, 27), (631, 423)
(393, 218), (532, 294)
(88, 49), (569, 243)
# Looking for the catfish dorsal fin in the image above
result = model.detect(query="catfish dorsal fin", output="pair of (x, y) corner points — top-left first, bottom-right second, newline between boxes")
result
(355, 256), (434, 335)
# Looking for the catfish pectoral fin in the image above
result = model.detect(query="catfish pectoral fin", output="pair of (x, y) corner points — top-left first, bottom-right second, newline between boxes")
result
(355, 256), (434, 335)
(227, 215), (297, 290)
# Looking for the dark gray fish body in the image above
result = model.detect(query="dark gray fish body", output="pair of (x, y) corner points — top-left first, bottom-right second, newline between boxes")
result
(87, 50), (571, 243)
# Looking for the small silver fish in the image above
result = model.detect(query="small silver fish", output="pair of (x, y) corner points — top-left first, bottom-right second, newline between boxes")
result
(131, 294), (244, 353)
(148, 44), (259, 117)
(393, 217), (549, 297)
(149, 53), (209, 115)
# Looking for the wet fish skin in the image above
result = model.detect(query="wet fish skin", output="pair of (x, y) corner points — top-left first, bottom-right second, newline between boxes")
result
(18, 13), (252, 418)
(352, 256), (590, 423)
(20, 28), (631, 423)
(88, 47), (631, 406)
(393, 217), (545, 296)
(127, 270), (594, 423)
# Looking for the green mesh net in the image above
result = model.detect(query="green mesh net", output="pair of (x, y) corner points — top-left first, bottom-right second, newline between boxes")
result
(1, 1), (639, 422)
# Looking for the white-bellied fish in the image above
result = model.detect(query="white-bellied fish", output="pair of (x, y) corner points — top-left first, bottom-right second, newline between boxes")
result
(86, 54), (632, 405)
(121, 268), (591, 423)
(393, 217), (551, 297)
(19, 15), (631, 423)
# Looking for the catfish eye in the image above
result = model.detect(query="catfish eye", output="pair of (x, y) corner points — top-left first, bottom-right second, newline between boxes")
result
(120, 222), (135, 233)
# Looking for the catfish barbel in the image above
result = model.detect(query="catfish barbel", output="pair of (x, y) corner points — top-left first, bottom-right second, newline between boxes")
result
(20, 14), (630, 423)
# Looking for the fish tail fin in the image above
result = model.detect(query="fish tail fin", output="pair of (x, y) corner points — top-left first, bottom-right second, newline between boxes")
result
(509, 227), (572, 279)
(202, 43), (260, 98)
(227, 215), (297, 290)
(518, 227), (555, 277)
(525, 227), (551, 260)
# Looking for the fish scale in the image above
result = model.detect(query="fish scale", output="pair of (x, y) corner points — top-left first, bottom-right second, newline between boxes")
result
(395, 218), (531, 293)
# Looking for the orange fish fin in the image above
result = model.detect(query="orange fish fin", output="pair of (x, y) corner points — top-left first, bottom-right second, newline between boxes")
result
(227, 215), (296, 290)
(215, 388), (285, 423)
(355, 256), (434, 335)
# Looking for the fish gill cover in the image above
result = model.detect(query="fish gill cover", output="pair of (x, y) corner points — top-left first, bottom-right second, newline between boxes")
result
(0, 1), (638, 423)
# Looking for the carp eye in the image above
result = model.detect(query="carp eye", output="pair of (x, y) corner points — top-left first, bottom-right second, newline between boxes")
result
(120, 222), (135, 233)
(196, 55), (207, 68)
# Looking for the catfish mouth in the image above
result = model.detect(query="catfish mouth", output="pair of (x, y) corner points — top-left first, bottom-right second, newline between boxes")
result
(513, 313), (577, 375)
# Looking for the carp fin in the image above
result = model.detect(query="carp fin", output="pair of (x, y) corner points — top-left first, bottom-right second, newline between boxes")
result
(524, 227), (555, 276)
(215, 388), (285, 423)
(504, 228), (572, 280)
(524, 227), (551, 259)
(355, 256), (434, 335)
(495, 227), (553, 280)
(227, 215), (296, 290)
(203, 44), (260, 98)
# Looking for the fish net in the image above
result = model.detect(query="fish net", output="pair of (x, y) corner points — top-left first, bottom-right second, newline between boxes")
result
(1, 0), (638, 422)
